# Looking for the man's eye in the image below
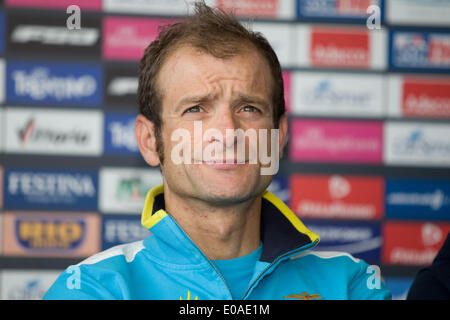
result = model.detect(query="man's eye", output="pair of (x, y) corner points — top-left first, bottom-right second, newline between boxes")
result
(185, 105), (204, 113)
(241, 105), (259, 113)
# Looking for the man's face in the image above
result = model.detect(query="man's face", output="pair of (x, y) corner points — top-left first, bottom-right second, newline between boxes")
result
(153, 45), (286, 205)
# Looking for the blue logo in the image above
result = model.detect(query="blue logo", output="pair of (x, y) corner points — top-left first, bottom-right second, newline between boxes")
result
(104, 112), (139, 155)
(3, 168), (98, 211)
(102, 215), (151, 250)
(303, 220), (381, 263)
(297, 0), (384, 22)
(389, 29), (450, 72)
(386, 179), (450, 221)
(6, 61), (102, 106)
(303, 80), (371, 107)
(391, 128), (450, 161)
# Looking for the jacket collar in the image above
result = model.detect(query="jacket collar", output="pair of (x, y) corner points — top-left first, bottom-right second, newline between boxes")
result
(141, 184), (320, 264)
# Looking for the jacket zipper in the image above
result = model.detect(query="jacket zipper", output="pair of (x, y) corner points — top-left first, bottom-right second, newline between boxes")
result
(167, 214), (235, 299)
(240, 239), (320, 300)
(166, 212), (318, 301)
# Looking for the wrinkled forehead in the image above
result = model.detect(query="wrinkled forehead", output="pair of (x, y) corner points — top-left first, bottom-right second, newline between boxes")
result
(157, 44), (273, 105)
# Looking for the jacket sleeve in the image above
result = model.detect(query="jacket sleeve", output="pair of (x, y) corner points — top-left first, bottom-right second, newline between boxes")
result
(347, 259), (392, 300)
(43, 265), (119, 300)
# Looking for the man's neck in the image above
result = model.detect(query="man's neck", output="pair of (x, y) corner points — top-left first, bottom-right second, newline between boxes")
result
(163, 187), (262, 260)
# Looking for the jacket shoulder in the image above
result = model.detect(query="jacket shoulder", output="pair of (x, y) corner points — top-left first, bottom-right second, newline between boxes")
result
(77, 240), (145, 267)
(291, 250), (361, 265)
(289, 250), (391, 300)
(43, 240), (146, 300)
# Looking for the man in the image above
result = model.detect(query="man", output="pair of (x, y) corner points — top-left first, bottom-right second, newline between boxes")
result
(44, 2), (391, 300)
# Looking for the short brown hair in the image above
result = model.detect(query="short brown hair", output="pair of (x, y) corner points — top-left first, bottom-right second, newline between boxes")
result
(137, 1), (285, 162)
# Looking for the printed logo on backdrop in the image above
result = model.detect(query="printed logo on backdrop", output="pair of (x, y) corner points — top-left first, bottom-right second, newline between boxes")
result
(103, 17), (178, 61)
(390, 30), (450, 72)
(7, 11), (101, 58)
(310, 26), (370, 68)
(383, 222), (450, 266)
(295, 25), (386, 69)
(6, 61), (102, 107)
(291, 175), (384, 220)
(3, 168), (98, 211)
(304, 220), (382, 263)
(105, 64), (139, 107)
(2, 212), (101, 257)
(104, 113), (139, 155)
(99, 168), (163, 214)
(102, 215), (151, 250)
(384, 122), (450, 167)
(5, 0), (102, 10)
(5, 108), (103, 156)
(397, 77), (450, 119)
(290, 119), (383, 164)
(17, 219), (85, 250)
(297, 0), (383, 22)
(386, 179), (450, 221)
(291, 72), (384, 117)
(386, 0), (450, 27)
(0, 270), (61, 300)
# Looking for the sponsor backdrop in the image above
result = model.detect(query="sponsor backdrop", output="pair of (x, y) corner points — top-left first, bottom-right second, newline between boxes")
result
(0, 0), (449, 300)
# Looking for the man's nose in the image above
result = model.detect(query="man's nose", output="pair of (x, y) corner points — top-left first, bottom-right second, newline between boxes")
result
(208, 106), (238, 148)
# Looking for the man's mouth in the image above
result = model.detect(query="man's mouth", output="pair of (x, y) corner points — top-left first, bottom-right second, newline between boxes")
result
(192, 158), (249, 168)
(204, 159), (247, 164)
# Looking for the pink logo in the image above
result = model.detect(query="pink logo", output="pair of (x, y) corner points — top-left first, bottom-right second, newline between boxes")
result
(5, 0), (101, 10)
(290, 119), (383, 163)
(103, 17), (178, 61)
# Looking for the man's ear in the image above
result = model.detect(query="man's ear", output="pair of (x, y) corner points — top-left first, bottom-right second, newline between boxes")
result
(277, 114), (288, 159)
(135, 114), (161, 167)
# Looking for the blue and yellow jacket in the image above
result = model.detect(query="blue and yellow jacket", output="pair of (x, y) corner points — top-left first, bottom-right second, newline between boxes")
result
(44, 185), (391, 300)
